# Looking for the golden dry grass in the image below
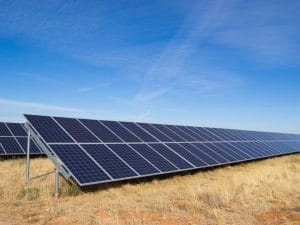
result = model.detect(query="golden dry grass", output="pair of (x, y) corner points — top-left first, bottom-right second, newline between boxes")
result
(0, 154), (300, 225)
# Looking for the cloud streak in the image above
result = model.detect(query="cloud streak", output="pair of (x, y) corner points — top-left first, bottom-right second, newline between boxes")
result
(0, 98), (82, 112)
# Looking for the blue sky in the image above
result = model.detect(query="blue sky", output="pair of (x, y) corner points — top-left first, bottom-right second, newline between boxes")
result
(0, 0), (299, 133)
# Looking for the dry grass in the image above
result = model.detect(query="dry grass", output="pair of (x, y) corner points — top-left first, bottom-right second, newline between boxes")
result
(0, 154), (300, 225)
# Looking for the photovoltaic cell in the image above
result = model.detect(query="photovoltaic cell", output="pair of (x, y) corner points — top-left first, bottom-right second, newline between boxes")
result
(101, 121), (141, 143)
(180, 143), (218, 165)
(151, 124), (185, 142)
(130, 144), (177, 172)
(54, 117), (100, 143)
(82, 144), (137, 179)
(79, 119), (121, 143)
(0, 137), (24, 154)
(24, 115), (73, 143)
(0, 123), (11, 136)
(166, 143), (206, 167)
(50, 144), (111, 185)
(108, 144), (159, 175)
(149, 144), (193, 170)
(138, 123), (173, 142)
(120, 122), (158, 142)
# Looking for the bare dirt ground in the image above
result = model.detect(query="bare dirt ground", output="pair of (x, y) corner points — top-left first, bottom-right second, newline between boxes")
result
(0, 154), (299, 225)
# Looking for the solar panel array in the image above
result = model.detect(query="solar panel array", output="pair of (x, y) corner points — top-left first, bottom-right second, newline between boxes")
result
(0, 122), (43, 156)
(25, 114), (300, 186)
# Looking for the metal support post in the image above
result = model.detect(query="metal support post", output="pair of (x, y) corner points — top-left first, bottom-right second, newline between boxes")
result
(25, 129), (31, 185)
(54, 166), (60, 197)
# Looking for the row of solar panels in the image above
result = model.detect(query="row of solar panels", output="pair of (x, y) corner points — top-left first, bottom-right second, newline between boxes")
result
(25, 115), (300, 144)
(24, 115), (300, 186)
(0, 122), (43, 155)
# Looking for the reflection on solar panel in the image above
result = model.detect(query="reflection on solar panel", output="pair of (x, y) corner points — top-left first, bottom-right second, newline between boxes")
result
(24, 114), (300, 187)
(0, 122), (43, 156)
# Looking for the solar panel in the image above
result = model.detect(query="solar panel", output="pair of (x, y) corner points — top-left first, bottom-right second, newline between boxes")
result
(24, 114), (300, 187)
(0, 122), (43, 156)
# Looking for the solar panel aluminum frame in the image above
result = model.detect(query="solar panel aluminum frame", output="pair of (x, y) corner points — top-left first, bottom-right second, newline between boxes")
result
(24, 115), (300, 198)
(24, 122), (71, 197)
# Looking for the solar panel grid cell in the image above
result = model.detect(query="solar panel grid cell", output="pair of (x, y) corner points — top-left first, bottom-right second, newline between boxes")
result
(151, 124), (185, 142)
(6, 123), (27, 136)
(138, 123), (173, 142)
(82, 144), (137, 179)
(170, 126), (197, 142)
(50, 144), (111, 184)
(0, 137), (24, 154)
(79, 119), (121, 143)
(101, 121), (141, 143)
(130, 144), (177, 172)
(166, 143), (206, 167)
(120, 122), (158, 142)
(149, 143), (193, 169)
(25, 115), (74, 143)
(0, 123), (12, 136)
(55, 117), (100, 143)
(108, 144), (159, 175)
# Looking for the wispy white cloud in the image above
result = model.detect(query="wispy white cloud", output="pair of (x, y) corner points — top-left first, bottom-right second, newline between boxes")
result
(134, 0), (242, 102)
(0, 98), (82, 112)
(76, 82), (112, 93)
(134, 88), (169, 102)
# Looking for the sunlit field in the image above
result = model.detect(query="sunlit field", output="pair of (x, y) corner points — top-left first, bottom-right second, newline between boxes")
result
(0, 154), (299, 225)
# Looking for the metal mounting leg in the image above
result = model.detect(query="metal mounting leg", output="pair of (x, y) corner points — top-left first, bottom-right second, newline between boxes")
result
(25, 130), (31, 186)
(54, 166), (60, 198)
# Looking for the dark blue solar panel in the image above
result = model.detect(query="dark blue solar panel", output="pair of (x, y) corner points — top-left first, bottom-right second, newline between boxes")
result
(54, 117), (100, 143)
(166, 143), (206, 167)
(205, 143), (238, 162)
(167, 126), (197, 142)
(79, 119), (122, 143)
(194, 127), (221, 141)
(50, 144), (111, 184)
(101, 121), (141, 142)
(24, 114), (300, 187)
(108, 144), (159, 175)
(230, 142), (259, 158)
(138, 123), (173, 142)
(149, 144), (193, 169)
(152, 124), (186, 142)
(207, 128), (233, 141)
(265, 142), (293, 154)
(213, 142), (248, 161)
(180, 143), (218, 165)
(16, 137), (42, 154)
(119, 122), (158, 142)
(220, 142), (252, 160)
(82, 144), (137, 179)
(6, 123), (27, 136)
(130, 144), (177, 172)
(0, 137), (24, 154)
(286, 141), (300, 151)
(246, 142), (272, 157)
(25, 115), (73, 143)
(193, 143), (229, 164)
(0, 123), (11, 136)
(258, 142), (281, 154)
(180, 126), (207, 141)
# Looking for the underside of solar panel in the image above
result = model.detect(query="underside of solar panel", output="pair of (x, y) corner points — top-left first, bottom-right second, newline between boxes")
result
(0, 122), (44, 156)
(24, 114), (300, 187)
